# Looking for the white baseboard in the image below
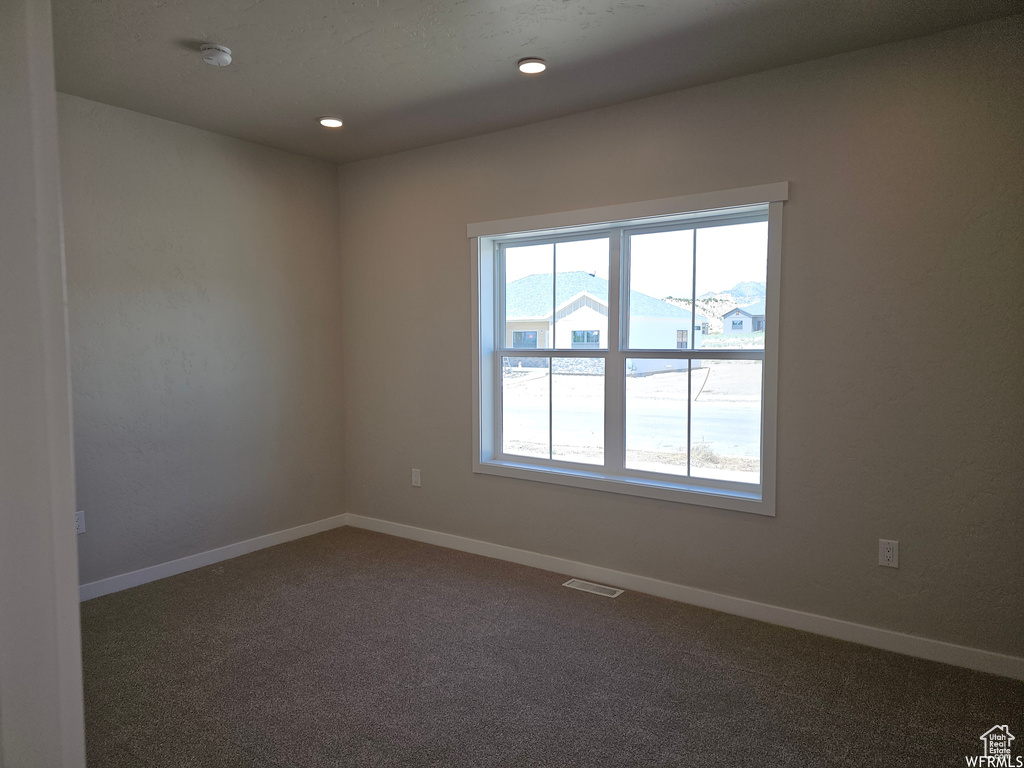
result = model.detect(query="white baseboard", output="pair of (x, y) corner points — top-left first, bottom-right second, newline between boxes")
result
(345, 514), (1024, 681)
(79, 510), (1023, 680)
(78, 514), (349, 601)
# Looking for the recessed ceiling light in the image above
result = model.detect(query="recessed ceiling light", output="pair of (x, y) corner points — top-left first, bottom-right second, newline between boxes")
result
(319, 117), (343, 129)
(518, 58), (546, 75)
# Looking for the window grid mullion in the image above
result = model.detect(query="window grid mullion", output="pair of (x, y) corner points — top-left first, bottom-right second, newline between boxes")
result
(550, 242), (556, 459)
(688, 229), (696, 477)
(605, 228), (625, 472)
(548, 358), (553, 460)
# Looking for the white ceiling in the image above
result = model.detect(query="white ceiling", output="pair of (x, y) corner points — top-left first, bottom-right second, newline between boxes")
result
(52, 0), (1022, 164)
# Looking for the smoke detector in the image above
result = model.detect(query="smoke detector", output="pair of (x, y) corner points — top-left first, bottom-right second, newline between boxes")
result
(200, 44), (232, 67)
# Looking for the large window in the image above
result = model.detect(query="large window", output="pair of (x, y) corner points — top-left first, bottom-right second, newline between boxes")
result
(471, 184), (785, 514)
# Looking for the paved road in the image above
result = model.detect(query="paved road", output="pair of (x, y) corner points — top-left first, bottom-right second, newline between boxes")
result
(505, 396), (759, 453)
(502, 369), (760, 480)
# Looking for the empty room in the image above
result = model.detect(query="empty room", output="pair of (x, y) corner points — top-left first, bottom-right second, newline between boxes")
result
(2, 0), (1023, 766)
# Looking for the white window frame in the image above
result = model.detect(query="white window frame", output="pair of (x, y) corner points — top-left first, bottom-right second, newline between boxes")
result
(470, 183), (786, 516)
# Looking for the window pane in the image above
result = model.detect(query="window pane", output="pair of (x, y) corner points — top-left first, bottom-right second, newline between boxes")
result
(554, 238), (609, 350)
(690, 360), (762, 483)
(512, 331), (538, 348)
(502, 356), (549, 458)
(552, 358), (604, 465)
(694, 222), (768, 350)
(505, 243), (553, 350)
(625, 359), (690, 476)
(627, 229), (701, 350)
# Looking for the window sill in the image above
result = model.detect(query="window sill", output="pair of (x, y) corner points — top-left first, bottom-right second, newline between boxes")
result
(474, 458), (773, 516)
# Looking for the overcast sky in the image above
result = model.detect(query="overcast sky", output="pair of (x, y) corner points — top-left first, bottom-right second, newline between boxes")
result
(505, 221), (767, 300)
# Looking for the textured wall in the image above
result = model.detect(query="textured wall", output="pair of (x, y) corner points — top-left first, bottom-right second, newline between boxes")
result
(59, 95), (345, 585)
(337, 17), (1024, 656)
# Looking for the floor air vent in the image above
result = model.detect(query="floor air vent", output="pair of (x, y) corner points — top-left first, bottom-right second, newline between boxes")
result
(563, 578), (624, 598)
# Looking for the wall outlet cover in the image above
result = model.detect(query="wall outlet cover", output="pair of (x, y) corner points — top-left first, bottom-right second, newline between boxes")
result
(878, 539), (898, 568)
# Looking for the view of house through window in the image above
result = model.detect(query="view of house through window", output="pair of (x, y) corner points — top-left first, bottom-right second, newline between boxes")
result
(512, 330), (538, 348)
(572, 330), (601, 348)
(486, 201), (774, 505)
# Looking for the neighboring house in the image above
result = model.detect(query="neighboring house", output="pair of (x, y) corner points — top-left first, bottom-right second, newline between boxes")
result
(723, 300), (766, 333)
(506, 271), (706, 374)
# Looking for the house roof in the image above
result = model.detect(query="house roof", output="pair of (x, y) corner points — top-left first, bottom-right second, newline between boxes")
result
(507, 272), (701, 321)
(730, 300), (766, 318)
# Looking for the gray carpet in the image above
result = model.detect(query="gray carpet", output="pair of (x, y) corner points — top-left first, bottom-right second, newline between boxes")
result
(81, 527), (1022, 767)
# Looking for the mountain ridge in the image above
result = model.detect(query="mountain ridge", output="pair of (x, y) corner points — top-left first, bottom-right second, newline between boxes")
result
(699, 280), (766, 303)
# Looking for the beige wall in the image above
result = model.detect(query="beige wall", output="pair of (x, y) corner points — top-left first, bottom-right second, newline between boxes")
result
(0, 0), (85, 764)
(58, 95), (345, 585)
(337, 17), (1024, 656)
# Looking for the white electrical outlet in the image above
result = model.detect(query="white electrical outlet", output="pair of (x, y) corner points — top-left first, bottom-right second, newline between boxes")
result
(411, 468), (421, 487)
(75, 510), (86, 535)
(878, 539), (898, 568)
